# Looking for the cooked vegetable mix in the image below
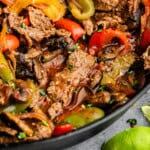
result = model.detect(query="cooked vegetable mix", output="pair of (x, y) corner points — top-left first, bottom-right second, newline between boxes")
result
(0, 0), (150, 144)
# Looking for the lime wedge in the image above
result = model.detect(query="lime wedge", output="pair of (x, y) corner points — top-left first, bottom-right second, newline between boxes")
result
(101, 126), (150, 150)
(141, 105), (150, 122)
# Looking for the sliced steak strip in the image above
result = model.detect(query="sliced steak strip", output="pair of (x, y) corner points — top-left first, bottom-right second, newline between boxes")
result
(94, 0), (127, 12)
(93, 0), (140, 31)
(8, 7), (56, 46)
(47, 50), (95, 109)
(0, 126), (18, 136)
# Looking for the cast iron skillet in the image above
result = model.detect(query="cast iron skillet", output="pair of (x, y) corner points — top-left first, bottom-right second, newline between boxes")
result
(1, 84), (150, 150)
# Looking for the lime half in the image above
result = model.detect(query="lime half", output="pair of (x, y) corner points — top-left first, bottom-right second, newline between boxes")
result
(141, 105), (150, 122)
(101, 126), (150, 150)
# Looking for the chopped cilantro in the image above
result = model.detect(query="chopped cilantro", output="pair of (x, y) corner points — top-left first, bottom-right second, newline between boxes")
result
(82, 35), (86, 40)
(68, 48), (75, 54)
(98, 28), (102, 32)
(86, 104), (93, 108)
(132, 80), (138, 89)
(68, 64), (74, 71)
(127, 118), (137, 127)
(18, 132), (26, 140)
(39, 89), (46, 96)
(21, 23), (26, 29)
(68, 43), (79, 54)
(98, 84), (106, 91)
(109, 99), (115, 104)
(16, 68), (21, 73)
(96, 57), (104, 63)
(42, 120), (49, 127)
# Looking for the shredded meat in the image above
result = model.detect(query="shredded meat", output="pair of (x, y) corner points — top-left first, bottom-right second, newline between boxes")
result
(95, 13), (127, 31)
(47, 49), (95, 118)
(94, 0), (126, 12)
(48, 102), (63, 120)
(87, 91), (111, 107)
(33, 59), (48, 88)
(143, 46), (150, 70)
(0, 85), (12, 106)
(0, 126), (17, 136)
(0, 110), (54, 144)
(8, 7), (56, 46)
(93, 0), (140, 31)
(3, 112), (33, 136)
(82, 19), (94, 35)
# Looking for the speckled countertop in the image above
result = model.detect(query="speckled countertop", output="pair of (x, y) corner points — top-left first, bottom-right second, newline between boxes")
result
(65, 89), (150, 150)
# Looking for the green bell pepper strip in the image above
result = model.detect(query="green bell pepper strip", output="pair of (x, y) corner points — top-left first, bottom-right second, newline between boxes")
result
(64, 107), (105, 129)
(0, 80), (37, 114)
(64, 114), (87, 128)
(68, 0), (95, 20)
(0, 51), (15, 82)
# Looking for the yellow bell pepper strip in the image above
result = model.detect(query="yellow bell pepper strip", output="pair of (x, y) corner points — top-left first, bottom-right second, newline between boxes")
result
(68, 0), (95, 20)
(0, 80), (37, 113)
(0, 22), (7, 52)
(0, 51), (15, 82)
(9, 0), (32, 14)
(8, 0), (66, 21)
(55, 18), (85, 41)
(32, 0), (66, 21)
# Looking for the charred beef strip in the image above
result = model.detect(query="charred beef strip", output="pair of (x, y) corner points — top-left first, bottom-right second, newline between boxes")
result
(143, 46), (150, 70)
(47, 49), (95, 118)
(0, 84), (12, 106)
(0, 110), (54, 144)
(0, 126), (18, 136)
(93, 0), (141, 31)
(8, 7), (56, 46)
(94, 0), (126, 12)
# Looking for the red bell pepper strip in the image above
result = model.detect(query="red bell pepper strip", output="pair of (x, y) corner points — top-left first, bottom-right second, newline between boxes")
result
(23, 13), (30, 26)
(0, 0), (14, 6)
(52, 124), (73, 136)
(140, 0), (150, 49)
(0, 34), (20, 52)
(55, 18), (85, 42)
(88, 28), (131, 56)
(142, 0), (150, 8)
(140, 29), (150, 49)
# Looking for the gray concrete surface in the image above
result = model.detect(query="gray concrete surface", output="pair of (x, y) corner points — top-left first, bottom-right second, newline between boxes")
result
(65, 89), (150, 150)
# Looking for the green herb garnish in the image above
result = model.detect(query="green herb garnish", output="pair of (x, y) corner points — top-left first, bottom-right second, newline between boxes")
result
(109, 99), (115, 104)
(82, 35), (86, 40)
(39, 89), (46, 96)
(18, 132), (26, 140)
(98, 84), (106, 91)
(21, 23), (26, 29)
(86, 104), (93, 108)
(98, 28), (102, 32)
(68, 43), (79, 54)
(42, 120), (49, 127)
(16, 68), (21, 73)
(127, 118), (137, 127)
(132, 80), (138, 89)
(68, 64), (74, 72)
(68, 49), (75, 54)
